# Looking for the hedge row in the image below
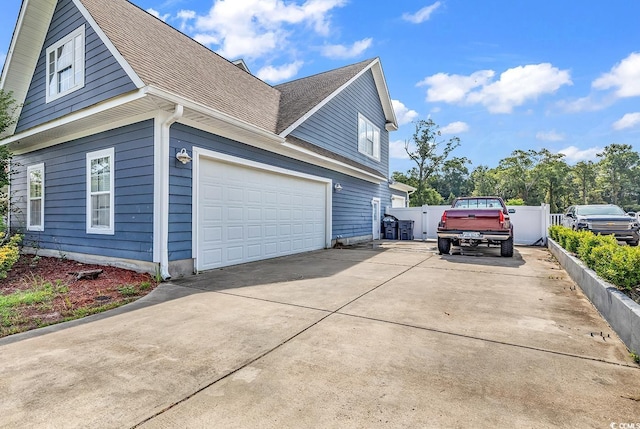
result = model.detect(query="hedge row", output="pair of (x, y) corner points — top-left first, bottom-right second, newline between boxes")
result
(548, 225), (640, 291)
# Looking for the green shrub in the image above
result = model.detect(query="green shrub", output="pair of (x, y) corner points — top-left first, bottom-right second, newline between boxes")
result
(0, 233), (22, 279)
(548, 225), (640, 291)
(592, 245), (640, 290)
(577, 233), (618, 269)
(548, 225), (562, 241)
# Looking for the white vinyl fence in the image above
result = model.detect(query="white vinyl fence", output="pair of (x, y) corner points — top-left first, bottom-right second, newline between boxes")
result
(385, 204), (552, 246)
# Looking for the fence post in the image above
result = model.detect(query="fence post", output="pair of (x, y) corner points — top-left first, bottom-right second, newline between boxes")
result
(421, 205), (429, 241)
(541, 203), (550, 245)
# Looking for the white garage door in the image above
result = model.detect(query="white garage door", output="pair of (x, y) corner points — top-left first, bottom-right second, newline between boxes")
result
(196, 155), (328, 271)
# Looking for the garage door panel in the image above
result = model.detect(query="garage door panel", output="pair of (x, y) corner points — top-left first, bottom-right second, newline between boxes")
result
(197, 157), (327, 271)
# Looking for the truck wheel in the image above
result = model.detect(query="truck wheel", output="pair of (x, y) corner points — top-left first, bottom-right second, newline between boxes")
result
(629, 240), (639, 247)
(438, 238), (451, 255)
(500, 237), (514, 257)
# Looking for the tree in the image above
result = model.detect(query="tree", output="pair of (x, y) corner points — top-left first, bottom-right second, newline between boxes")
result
(596, 144), (639, 205)
(0, 90), (18, 189)
(403, 119), (460, 206)
(571, 161), (598, 205)
(470, 165), (498, 196)
(534, 149), (570, 213)
(0, 90), (18, 219)
(431, 156), (471, 201)
(494, 149), (547, 204)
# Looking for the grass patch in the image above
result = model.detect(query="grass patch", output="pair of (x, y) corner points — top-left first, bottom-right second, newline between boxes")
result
(118, 285), (138, 297)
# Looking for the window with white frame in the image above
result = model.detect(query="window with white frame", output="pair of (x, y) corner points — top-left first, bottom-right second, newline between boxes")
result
(46, 25), (85, 103)
(358, 113), (380, 161)
(27, 164), (45, 231)
(87, 148), (114, 235)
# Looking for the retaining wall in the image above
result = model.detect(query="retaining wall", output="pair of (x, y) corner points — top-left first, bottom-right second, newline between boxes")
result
(548, 238), (640, 353)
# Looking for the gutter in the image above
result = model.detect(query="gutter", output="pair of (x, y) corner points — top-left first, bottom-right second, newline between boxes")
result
(156, 104), (183, 280)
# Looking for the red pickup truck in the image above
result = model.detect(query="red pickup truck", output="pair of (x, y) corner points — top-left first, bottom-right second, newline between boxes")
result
(437, 196), (515, 257)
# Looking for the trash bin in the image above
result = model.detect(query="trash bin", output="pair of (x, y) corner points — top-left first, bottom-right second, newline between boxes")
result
(398, 220), (414, 240)
(382, 215), (398, 240)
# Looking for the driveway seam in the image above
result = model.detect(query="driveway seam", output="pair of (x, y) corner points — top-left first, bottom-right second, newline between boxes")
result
(417, 265), (562, 279)
(335, 312), (640, 370)
(131, 254), (433, 428)
(189, 288), (638, 370)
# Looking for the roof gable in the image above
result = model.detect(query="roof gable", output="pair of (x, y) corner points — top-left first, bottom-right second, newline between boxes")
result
(78, 0), (281, 133)
(276, 57), (397, 136)
(1, 0), (395, 144)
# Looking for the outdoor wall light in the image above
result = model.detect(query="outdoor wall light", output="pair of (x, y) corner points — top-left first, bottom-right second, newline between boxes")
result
(334, 183), (343, 192)
(176, 148), (192, 164)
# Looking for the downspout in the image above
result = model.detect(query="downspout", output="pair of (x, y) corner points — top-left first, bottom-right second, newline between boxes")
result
(158, 104), (183, 280)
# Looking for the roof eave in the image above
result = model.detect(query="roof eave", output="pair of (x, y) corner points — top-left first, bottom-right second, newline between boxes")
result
(0, 0), (57, 138)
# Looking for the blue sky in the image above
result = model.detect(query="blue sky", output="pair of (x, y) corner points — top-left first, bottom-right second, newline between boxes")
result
(2, 1), (640, 176)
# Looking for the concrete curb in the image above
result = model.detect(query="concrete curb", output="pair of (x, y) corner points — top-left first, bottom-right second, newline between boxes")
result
(548, 238), (640, 354)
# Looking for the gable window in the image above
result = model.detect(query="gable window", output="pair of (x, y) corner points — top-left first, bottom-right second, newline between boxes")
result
(46, 25), (85, 103)
(86, 148), (114, 235)
(27, 164), (45, 231)
(358, 113), (380, 161)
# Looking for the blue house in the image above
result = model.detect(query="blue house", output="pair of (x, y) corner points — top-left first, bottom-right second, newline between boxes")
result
(0, 0), (406, 278)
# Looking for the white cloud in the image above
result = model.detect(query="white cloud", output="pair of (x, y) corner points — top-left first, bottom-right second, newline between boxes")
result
(177, 9), (196, 31)
(321, 38), (372, 59)
(391, 100), (419, 126)
(193, 0), (347, 59)
(536, 130), (565, 141)
(402, 2), (441, 24)
(613, 112), (640, 130)
(419, 64), (572, 113)
(441, 121), (469, 134)
(418, 70), (494, 103)
(256, 60), (304, 83)
(556, 95), (612, 113)
(389, 139), (415, 159)
(147, 8), (170, 21)
(592, 52), (640, 98)
(558, 146), (602, 163)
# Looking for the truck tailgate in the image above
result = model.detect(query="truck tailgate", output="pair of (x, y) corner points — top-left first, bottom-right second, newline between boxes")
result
(444, 209), (504, 231)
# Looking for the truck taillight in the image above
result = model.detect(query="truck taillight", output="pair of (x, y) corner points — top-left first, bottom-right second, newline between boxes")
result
(441, 212), (447, 223)
(499, 211), (505, 223)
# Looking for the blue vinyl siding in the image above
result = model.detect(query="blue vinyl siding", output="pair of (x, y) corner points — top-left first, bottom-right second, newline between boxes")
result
(167, 123), (392, 259)
(15, 0), (137, 133)
(288, 70), (389, 177)
(11, 121), (155, 261)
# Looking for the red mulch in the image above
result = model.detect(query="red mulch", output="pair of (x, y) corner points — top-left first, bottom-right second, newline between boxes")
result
(0, 254), (158, 337)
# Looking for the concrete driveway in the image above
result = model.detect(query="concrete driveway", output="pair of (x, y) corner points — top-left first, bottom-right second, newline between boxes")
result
(1, 242), (638, 428)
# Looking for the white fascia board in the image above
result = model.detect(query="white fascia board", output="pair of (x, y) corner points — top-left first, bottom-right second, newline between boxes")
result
(71, 0), (145, 89)
(145, 86), (283, 145)
(281, 141), (386, 184)
(1, 89), (148, 149)
(370, 58), (398, 131)
(0, 0), (57, 136)
(10, 111), (155, 155)
(390, 182), (417, 193)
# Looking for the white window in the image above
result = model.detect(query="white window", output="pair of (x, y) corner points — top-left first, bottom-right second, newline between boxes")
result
(86, 148), (114, 235)
(46, 25), (85, 103)
(27, 163), (45, 231)
(358, 113), (380, 161)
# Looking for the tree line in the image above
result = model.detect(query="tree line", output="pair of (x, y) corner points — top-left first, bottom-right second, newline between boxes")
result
(392, 119), (640, 213)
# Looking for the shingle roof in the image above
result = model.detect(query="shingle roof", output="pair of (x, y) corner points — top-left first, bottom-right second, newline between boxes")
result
(274, 59), (374, 135)
(78, 0), (281, 133)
